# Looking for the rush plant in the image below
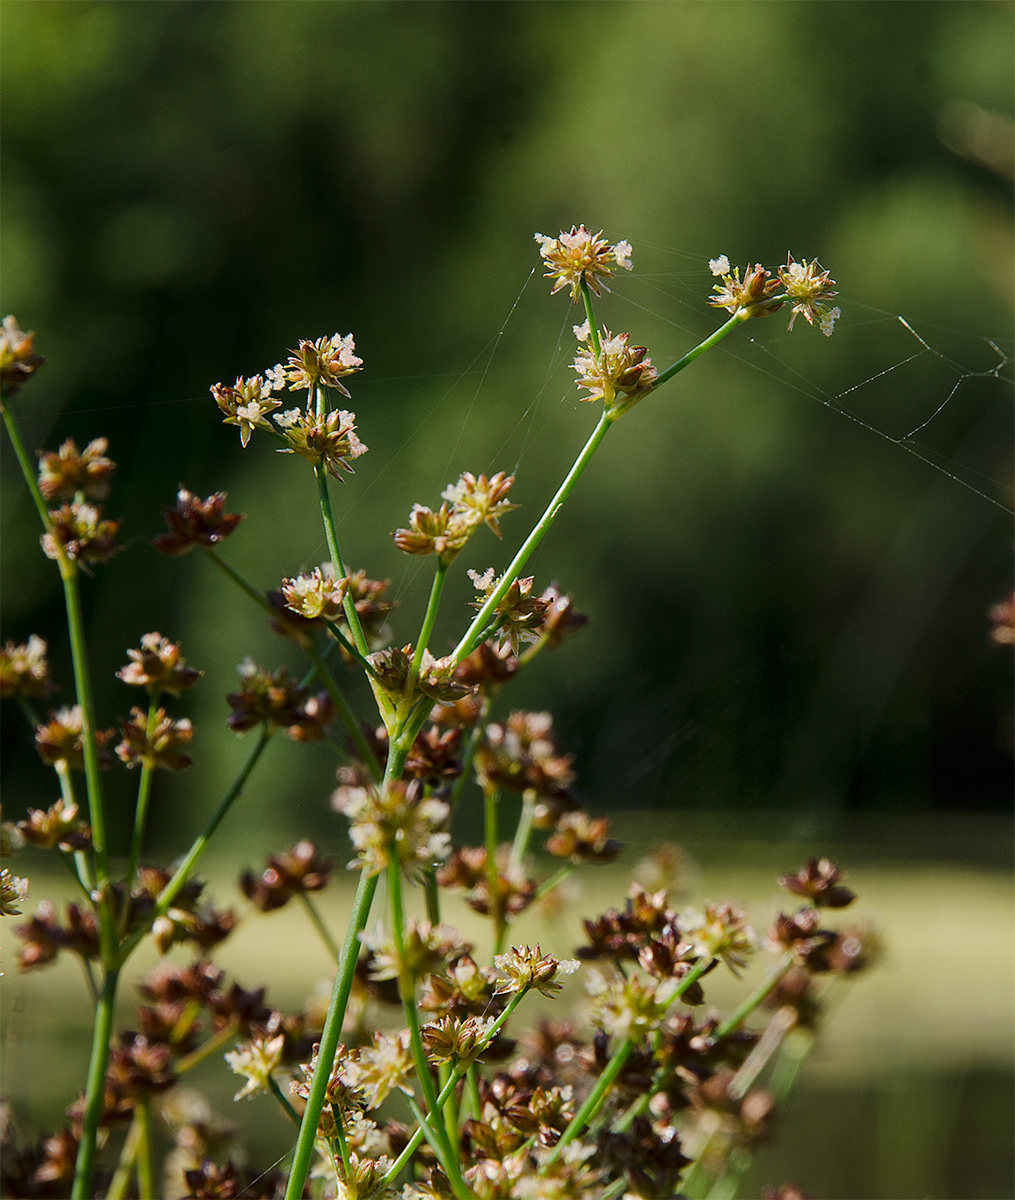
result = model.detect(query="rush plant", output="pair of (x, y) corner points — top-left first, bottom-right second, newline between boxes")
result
(1, 228), (869, 1200)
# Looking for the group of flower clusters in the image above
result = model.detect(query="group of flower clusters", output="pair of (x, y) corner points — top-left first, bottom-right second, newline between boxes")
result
(2, 229), (861, 1200)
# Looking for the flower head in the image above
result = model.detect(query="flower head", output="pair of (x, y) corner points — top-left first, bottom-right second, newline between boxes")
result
(37, 437), (116, 501)
(116, 633), (202, 696)
(441, 471), (519, 539)
(16, 799), (92, 852)
(240, 840), (332, 912)
(707, 260), (783, 319)
(281, 567), (349, 620)
(277, 408), (368, 479)
(41, 502), (121, 565)
(335, 780), (451, 879)
(535, 227), (633, 302)
(224, 1033), (285, 1101)
(116, 707), (194, 771)
(1, 868), (29, 916)
(777, 255), (839, 334)
(0, 635), (55, 699)
(211, 374), (284, 446)
(571, 325), (657, 417)
(678, 902), (755, 975)
(0, 316), (44, 394)
(152, 488), (244, 555)
(493, 944), (580, 997)
(284, 333), (363, 395)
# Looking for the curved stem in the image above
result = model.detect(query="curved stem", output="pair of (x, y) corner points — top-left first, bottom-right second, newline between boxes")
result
(452, 411), (612, 665)
(71, 967), (120, 1199)
(650, 310), (746, 391)
(118, 727), (271, 964)
(712, 952), (794, 1042)
(315, 464), (370, 657)
(283, 869), (379, 1200)
(304, 641), (382, 783)
(297, 891), (342, 966)
(412, 562), (448, 675)
(119, 696), (160, 934)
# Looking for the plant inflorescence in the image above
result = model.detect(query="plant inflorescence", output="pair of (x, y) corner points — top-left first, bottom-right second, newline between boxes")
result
(1, 228), (866, 1200)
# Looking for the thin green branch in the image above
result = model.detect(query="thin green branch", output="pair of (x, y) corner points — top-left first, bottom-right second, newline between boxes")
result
(412, 561), (448, 675)
(304, 640), (383, 782)
(119, 696), (160, 934)
(452, 410), (612, 665)
(712, 952), (794, 1042)
(315, 464), (370, 657)
(297, 891), (342, 966)
(283, 869), (379, 1200)
(118, 726), (271, 964)
(650, 310), (746, 390)
(71, 967), (120, 1200)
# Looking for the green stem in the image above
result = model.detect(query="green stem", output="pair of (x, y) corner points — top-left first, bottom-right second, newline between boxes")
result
(269, 1075), (303, 1126)
(135, 1099), (154, 1200)
(451, 410), (612, 664)
(386, 858), (464, 1191)
(175, 1023), (236, 1075)
(650, 311), (746, 390)
(548, 1036), (636, 1163)
(304, 640), (382, 782)
(105, 1112), (142, 1200)
(712, 952), (794, 1042)
(119, 696), (160, 935)
(297, 891), (342, 966)
(71, 967), (120, 1200)
(0, 391), (55, 531)
(447, 698), (491, 812)
(283, 869), (379, 1200)
(412, 562), (448, 675)
(423, 865), (441, 925)
(534, 864), (575, 902)
(205, 547), (276, 615)
(321, 617), (377, 677)
(483, 790), (504, 954)
(118, 727), (271, 964)
(381, 987), (529, 1188)
(315, 464), (370, 657)
(580, 278), (602, 358)
(509, 793), (536, 874)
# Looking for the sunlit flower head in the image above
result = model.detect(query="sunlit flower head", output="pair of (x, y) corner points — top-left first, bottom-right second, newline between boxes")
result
(284, 333), (363, 395)
(534, 226), (633, 303)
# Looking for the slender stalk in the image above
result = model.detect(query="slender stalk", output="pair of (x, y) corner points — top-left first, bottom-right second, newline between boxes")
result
(380, 987), (530, 1188)
(451, 410), (612, 664)
(304, 640), (382, 782)
(119, 696), (160, 934)
(135, 1099), (155, 1200)
(206, 547), (276, 614)
(509, 793), (536, 874)
(411, 562), (448, 674)
(118, 727), (271, 964)
(175, 1024), (236, 1075)
(548, 1035), (636, 1163)
(580, 278), (602, 358)
(447, 697), (491, 811)
(283, 869), (379, 1200)
(105, 1113), (142, 1200)
(269, 1076), (303, 1126)
(650, 310), (746, 391)
(423, 865), (441, 925)
(533, 864), (574, 902)
(297, 891), (342, 966)
(315, 464), (370, 657)
(386, 858), (463, 1190)
(71, 967), (120, 1200)
(712, 952), (794, 1042)
(483, 789), (505, 953)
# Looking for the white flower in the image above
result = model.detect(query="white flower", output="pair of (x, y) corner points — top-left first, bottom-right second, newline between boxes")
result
(613, 240), (633, 270)
(572, 320), (590, 342)
(709, 255), (730, 277)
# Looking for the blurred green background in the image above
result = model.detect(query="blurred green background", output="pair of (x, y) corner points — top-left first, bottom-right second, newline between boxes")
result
(1, 1), (1012, 1197)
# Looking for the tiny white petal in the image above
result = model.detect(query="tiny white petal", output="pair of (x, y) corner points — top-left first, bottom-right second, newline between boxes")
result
(709, 255), (730, 277)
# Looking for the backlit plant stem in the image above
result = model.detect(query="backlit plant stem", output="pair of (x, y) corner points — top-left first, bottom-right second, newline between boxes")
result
(412, 561), (448, 675)
(71, 967), (120, 1200)
(712, 951), (794, 1041)
(315, 464), (370, 658)
(651, 310), (747, 391)
(283, 868), (379, 1200)
(119, 696), (160, 934)
(297, 890), (342, 966)
(386, 857), (467, 1195)
(452, 409), (612, 664)
(118, 726), (272, 964)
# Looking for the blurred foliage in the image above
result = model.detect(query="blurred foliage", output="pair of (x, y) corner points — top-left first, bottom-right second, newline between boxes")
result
(1, 0), (1012, 849)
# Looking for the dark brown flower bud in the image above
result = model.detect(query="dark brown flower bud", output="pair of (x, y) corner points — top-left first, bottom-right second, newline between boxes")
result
(153, 488), (243, 556)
